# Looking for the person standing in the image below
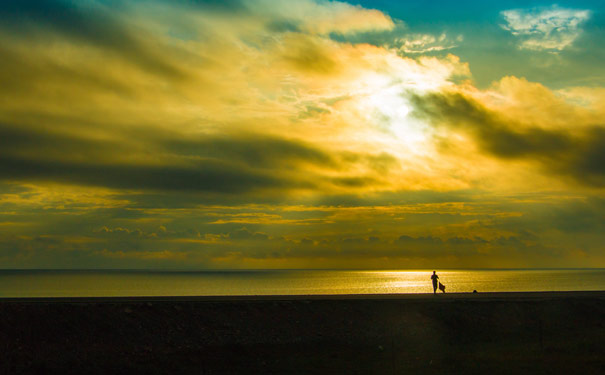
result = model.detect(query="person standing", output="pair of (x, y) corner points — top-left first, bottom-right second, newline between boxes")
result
(431, 271), (439, 294)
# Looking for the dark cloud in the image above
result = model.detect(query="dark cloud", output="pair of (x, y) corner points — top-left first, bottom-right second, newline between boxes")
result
(2, 190), (602, 268)
(0, 181), (35, 195)
(397, 235), (442, 245)
(111, 191), (287, 208)
(0, 44), (136, 97)
(330, 176), (378, 188)
(314, 190), (476, 207)
(394, 233), (538, 258)
(0, 123), (132, 163)
(495, 196), (605, 234)
(170, 0), (246, 11)
(0, 153), (308, 194)
(0, 121), (393, 195)
(95, 226), (144, 238)
(0, 0), (183, 78)
(162, 133), (338, 169)
(0, 123), (318, 193)
(109, 188), (477, 209)
(266, 19), (302, 33)
(282, 35), (338, 74)
(229, 228), (269, 241)
(411, 92), (605, 186)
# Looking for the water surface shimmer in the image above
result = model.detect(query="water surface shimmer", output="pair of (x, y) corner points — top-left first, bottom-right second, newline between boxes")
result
(1, 269), (604, 297)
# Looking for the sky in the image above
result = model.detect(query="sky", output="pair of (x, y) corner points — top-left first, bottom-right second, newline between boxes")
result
(1, 0), (604, 269)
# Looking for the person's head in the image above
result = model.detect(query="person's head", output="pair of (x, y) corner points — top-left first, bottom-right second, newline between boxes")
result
(433, 271), (436, 274)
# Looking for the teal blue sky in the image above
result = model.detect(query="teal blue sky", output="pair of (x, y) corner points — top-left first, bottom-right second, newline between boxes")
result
(352, 0), (605, 88)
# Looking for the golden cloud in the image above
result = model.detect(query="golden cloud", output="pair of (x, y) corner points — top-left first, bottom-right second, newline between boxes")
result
(0, 0), (604, 269)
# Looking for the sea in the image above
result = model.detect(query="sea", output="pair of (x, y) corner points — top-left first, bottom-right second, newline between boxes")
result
(1, 269), (604, 297)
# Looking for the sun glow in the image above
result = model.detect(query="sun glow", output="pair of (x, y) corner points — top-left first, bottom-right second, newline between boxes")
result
(349, 72), (432, 157)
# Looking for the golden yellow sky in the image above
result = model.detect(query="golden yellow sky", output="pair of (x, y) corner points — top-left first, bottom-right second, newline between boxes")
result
(0, 0), (604, 269)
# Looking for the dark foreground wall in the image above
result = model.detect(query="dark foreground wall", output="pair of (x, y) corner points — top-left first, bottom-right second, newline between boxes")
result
(1, 292), (604, 375)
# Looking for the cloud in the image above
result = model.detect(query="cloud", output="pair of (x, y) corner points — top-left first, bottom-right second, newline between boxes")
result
(244, 0), (394, 35)
(0, 0), (185, 77)
(411, 87), (605, 187)
(229, 227), (270, 241)
(1, 1), (604, 269)
(501, 5), (591, 51)
(0, 0), (469, 197)
(14, 107), (432, 198)
(2, 183), (604, 268)
(396, 33), (463, 54)
(0, 121), (403, 194)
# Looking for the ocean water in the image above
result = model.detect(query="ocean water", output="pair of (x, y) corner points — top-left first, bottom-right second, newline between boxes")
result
(0, 269), (604, 297)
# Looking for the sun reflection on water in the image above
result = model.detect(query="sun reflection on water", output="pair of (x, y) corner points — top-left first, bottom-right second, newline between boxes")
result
(0, 269), (603, 297)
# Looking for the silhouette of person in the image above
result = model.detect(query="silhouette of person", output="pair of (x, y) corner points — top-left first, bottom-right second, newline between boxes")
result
(431, 271), (439, 294)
